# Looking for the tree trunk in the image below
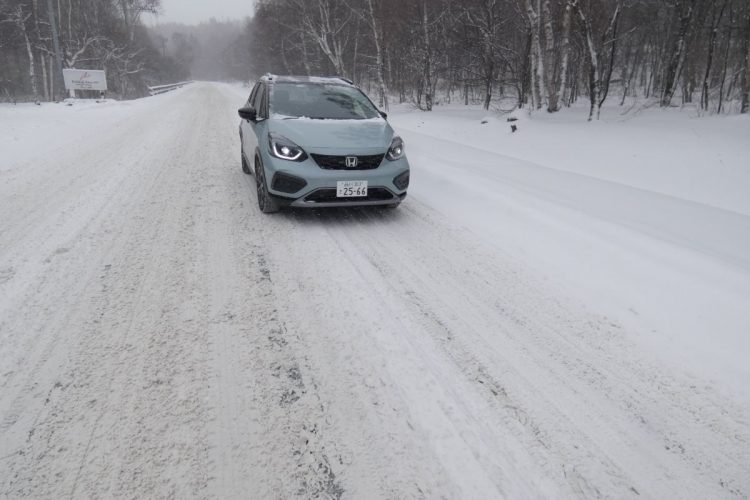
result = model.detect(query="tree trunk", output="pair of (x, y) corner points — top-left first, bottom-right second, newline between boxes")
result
(574, 2), (599, 121)
(519, 28), (533, 108)
(542, 0), (559, 112)
(718, 12), (732, 114)
(621, 46), (640, 105)
(557, 1), (572, 110)
(300, 33), (312, 77)
(39, 50), (49, 101)
(49, 54), (55, 99)
(421, 0), (433, 111)
(597, 3), (622, 119)
(742, 7), (750, 113)
(525, 0), (545, 109)
(351, 17), (359, 81)
(31, 0), (50, 101)
(701, 2), (727, 110)
(18, 12), (39, 100)
(366, 0), (388, 110)
(661, 0), (696, 107)
(483, 69), (493, 110)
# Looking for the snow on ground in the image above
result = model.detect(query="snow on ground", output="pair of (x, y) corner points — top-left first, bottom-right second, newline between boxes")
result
(390, 103), (750, 399)
(0, 82), (748, 499)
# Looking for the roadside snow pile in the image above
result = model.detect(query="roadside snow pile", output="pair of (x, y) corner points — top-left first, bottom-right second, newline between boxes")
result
(393, 103), (750, 215)
(0, 89), (188, 172)
(390, 103), (750, 399)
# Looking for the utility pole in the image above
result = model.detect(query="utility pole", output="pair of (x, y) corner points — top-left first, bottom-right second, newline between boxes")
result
(46, 0), (64, 100)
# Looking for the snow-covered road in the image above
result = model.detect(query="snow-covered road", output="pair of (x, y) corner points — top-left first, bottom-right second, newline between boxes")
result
(1, 82), (748, 499)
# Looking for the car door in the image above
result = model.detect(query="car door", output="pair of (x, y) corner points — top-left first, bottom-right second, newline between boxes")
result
(241, 82), (266, 165)
(252, 84), (270, 159)
(241, 82), (260, 163)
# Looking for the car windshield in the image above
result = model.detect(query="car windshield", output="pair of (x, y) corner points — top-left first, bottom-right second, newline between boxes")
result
(270, 83), (381, 120)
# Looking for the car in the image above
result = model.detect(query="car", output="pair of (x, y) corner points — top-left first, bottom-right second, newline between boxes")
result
(238, 75), (410, 213)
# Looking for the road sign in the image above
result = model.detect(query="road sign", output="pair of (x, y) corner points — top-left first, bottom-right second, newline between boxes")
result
(63, 69), (107, 91)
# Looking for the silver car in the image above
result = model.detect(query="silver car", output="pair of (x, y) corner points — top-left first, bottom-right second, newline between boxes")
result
(238, 75), (410, 213)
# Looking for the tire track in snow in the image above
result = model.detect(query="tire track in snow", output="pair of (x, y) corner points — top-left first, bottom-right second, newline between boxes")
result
(193, 85), (346, 499)
(331, 201), (750, 498)
(2, 82), (747, 499)
(1, 86), (217, 498)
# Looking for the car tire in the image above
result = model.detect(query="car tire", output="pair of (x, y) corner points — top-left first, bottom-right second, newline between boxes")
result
(255, 157), (280, 214)
(241, 149), (251, 175)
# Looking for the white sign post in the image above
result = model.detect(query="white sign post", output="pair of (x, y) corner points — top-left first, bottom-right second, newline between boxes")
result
(62, 69), (107, 98)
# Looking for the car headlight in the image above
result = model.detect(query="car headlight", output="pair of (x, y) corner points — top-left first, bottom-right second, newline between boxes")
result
(386, 136), (404, 161)
(268, 133), (308, 162)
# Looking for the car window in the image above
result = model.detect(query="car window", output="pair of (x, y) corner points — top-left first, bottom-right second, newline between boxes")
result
(270, 83), (380, 120)
(252, 83), (265, 115)
(247, 82), (259, 107)
(258, 86), (268, 119)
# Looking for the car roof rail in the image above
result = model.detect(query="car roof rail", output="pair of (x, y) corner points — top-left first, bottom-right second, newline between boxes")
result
(334, 76), (354, 85)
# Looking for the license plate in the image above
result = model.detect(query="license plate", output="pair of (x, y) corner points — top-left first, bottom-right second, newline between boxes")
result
(336, 180), (368, 197)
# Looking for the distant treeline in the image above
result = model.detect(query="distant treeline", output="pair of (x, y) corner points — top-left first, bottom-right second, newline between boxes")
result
(242, 0), (750, 118)
(0, 0), (189, 101)
(148, 20), (245, 82)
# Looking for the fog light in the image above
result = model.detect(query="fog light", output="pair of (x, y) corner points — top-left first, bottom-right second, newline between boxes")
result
(272, 172), (307, 193)
(393, 171), (410, 190)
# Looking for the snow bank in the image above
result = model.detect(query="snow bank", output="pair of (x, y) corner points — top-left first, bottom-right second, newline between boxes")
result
(390, 103), (750, 399)
(0, 87), (191, 172)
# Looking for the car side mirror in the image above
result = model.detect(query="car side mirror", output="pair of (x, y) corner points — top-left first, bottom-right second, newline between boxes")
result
(379, 110), (388, 119)
(238, 106), (257, 122)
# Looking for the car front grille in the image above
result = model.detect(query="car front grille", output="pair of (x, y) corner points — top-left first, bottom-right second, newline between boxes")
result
(311, 153), (385, 170)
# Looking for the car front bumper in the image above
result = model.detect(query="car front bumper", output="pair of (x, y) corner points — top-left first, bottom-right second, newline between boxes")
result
(262, 149), (410, 207)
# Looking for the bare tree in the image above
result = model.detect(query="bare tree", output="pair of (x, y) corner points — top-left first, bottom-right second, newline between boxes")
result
(661, 0), (697, 107)
(364, 0), (388, 109)
(557, 0), (573, 109)
(2, 3), (39, 100)
(290, 0), (351, 76)
(701, 0), (728, 111)
(523, 0), (546, 109)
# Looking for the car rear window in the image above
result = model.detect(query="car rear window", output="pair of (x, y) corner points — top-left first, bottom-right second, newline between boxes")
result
(270, 83), (380, 120)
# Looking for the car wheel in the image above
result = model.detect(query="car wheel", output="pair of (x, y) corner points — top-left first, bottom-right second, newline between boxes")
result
(255, 157), (280, 214)
(241, 149), (251, 175)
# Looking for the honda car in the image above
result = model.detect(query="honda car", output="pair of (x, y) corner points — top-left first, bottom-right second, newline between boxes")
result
(238, 75), (410, 213)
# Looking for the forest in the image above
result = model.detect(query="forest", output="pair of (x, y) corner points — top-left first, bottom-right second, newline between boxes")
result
(0, 0), (188, 100)
(244, 0), (750, 118)
(2, 0), (750, 118)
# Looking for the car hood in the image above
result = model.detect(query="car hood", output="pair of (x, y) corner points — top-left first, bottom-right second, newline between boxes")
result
(268, 117), (393, 154)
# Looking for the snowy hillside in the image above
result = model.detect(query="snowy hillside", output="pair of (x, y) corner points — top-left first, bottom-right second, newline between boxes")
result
(1, 83), (749, 498)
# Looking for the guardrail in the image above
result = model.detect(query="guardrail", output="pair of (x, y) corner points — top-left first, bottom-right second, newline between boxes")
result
(148, 81), (193, 96)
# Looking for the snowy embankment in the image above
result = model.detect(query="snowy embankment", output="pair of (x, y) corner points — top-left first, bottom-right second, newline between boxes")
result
(0, 83), (748, 498)
(389, 104), (750, 398)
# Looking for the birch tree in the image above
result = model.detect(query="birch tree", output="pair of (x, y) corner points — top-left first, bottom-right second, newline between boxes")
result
(523, 0), (546, 109)
(291, 0), (351, 76)
(364, 0), (388, 110)
(742, 5), (750, 113)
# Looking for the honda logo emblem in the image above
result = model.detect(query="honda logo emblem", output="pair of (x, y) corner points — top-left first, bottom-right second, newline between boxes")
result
(345, 156), (358, 168)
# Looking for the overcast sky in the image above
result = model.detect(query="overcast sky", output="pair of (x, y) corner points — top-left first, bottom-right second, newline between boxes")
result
(147, 0), (256, 25)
